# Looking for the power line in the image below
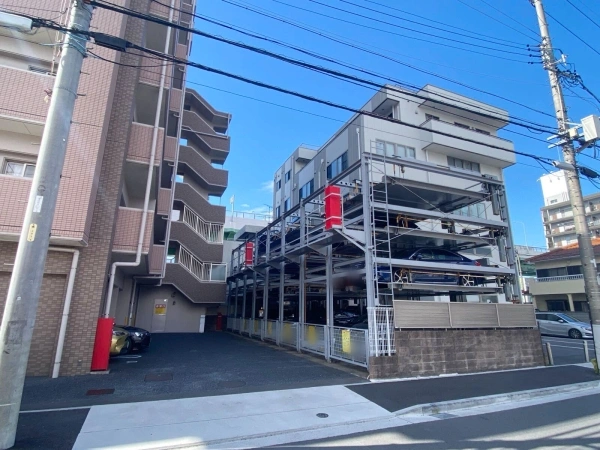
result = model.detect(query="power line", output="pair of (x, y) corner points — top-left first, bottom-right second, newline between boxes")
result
(565, 0), (600, 30)
(455, 0), (540, 41)
(266, 0), (536, 61)
(219, 0), (558, 123)
(545, 8), (600, 58)
(358, 0), (529, 46)
(311, 0), (535, 51)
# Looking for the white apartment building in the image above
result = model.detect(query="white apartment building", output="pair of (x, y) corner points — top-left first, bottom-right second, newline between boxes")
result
(540, 170), (600, 248)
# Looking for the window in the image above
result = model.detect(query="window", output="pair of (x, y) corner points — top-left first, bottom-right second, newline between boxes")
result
(326, 152), (348, 179)
(299, 179), (314, 202)
(448, 156), (480, 173)
(285, 170), (291, 183)
(277, 179), (281, 190)
(275, 206), (281, 218)
(374, 140), (416, 159)
(2, 161), (35, 178)
(455, 203), (486, 218)
(284, 198), (291, 212)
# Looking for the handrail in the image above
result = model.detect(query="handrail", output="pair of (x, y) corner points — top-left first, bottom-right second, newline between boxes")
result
(182, 205), (224, 243)
(177, 245), (226, 282)
(535, 274), (584, 282)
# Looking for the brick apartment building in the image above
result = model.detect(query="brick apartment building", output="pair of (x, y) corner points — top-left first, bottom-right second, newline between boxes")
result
(0, 0), (230, 376)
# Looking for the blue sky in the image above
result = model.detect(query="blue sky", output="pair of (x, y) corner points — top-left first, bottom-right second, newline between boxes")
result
(187, 0), (600, 248)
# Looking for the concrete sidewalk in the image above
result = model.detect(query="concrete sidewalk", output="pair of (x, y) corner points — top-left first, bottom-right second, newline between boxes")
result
(72, 365), (599, 449)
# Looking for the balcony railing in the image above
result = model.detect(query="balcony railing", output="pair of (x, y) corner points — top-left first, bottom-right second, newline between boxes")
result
(535, 274), (584, 282)
(182, 205), (224, 243)
(177, 245), (227, 282)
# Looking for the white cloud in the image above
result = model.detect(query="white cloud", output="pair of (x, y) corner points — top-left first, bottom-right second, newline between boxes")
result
(241, 203), (250, 208)
(260, 180), (274, 192)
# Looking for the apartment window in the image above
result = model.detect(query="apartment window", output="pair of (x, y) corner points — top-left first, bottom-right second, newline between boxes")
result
(448, 156), (480, 173)
(455, 203), (486, 218)
(284, 198), (291, 212)
(277, 179), (281, 190)
(2, 161), (35, 178)
(275, 206), (281, 218)
(299, 179), (314, 202)
(375, 140), (416, 159)
(327, 151), (348, 179)
(285, 170), (291, 183)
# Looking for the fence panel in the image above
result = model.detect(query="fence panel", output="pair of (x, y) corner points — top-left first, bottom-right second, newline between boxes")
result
(330, 327), (368, 367)
(450, 303), (498, 328)
(301, 324), (326, 355)
(251, 319), (262, 337)
(280, 322), (298, 348)
(497, 304), (537, 328)
(368, 307), (396, 356)
(264, 320), (278, 342)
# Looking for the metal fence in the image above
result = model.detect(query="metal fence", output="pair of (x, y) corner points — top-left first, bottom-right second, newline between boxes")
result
(393, 301), (537, 329)
(264, 320), (278, 342)
(368, 307), (396, 357)
(229, 317), (239, 332)
(301, 324), (326, 355)
(330, 326), (369, 367)
(280, 322), (299, 348)
(250, 319), (262, 338)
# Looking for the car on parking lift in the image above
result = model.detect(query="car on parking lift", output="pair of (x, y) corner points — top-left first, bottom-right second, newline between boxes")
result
(378, 248), (483, 285)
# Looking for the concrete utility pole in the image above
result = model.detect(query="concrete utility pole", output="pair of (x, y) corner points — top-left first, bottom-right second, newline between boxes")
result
(531, 0), (600, 357)
(0, 2), (93, 448)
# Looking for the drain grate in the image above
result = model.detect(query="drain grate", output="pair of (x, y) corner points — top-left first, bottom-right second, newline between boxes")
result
(86, 388), (115, 396)
(316, 413), (329, 418)
(144, 372), (173, 382)
(218, 381), (246, 388)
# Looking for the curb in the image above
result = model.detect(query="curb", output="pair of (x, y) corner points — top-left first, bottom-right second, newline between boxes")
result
(396, 380), (600, 416)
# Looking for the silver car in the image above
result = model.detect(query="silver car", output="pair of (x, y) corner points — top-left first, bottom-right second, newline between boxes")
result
(535, 312), (593, 339)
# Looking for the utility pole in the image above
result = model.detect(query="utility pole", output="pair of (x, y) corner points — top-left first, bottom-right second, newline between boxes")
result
(0, 2), (93, 448)
(531, 0), (600, 358)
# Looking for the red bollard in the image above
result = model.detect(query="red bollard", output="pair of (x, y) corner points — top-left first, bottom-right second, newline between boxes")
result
(216, 312), (223, 331)
(91, 317), (113, 371)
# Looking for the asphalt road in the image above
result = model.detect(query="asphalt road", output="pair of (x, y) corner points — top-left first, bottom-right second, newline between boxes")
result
(541, 335), (596, 365)
(276, 393), (600, 449)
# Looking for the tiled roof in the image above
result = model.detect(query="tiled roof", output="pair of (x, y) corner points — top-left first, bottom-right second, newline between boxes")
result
(526, 238), (600, 263)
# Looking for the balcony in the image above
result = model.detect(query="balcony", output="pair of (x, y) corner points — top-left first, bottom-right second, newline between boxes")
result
(421, 118), (515, 168)
(127, 123), (163, 165)
(184, 88), (230, 133)
(0, 66), (53, 123)
(148, 244), (166, 274)
(138, 55), (162, 86)
(178, 145), (228, 195)
(156, 187), (172, 216)
(113, 207), (154, 253)
(170, 220), (223, 262)
(169, 88), (182, 112)
(149, 1), (179, 20)
(182, 110), (230, 164)
(529, 274), (585, 296)
(174, 182), (225, 223)
(163, 246), (227, 303)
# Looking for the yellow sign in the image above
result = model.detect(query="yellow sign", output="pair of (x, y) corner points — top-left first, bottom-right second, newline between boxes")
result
(283, 322), (292, 340)
(267, 321), (272, 334)
(27, 223), (37, 242)
(307, 325), (316, 344)
(341, 329), (351, 353)
(154, 303), (167, 315)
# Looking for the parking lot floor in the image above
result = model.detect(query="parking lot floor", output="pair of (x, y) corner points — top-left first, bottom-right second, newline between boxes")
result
(21, 332), (364, 411)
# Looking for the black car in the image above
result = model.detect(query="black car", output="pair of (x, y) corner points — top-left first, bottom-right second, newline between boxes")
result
(119, 326), (151, 351)
(380, 248), (482, 285)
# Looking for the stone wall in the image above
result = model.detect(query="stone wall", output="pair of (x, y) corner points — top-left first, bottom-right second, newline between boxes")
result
(369, 329), (545, 379)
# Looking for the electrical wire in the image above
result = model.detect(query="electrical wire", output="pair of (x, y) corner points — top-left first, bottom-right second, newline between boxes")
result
(219, 0), (558, 122)
(358, 0), (529, 46)
(266, 0), (535, 61)
(310, 0), (536, 52)
(565, 0), (600, 31)
(545, 9), (600, 58)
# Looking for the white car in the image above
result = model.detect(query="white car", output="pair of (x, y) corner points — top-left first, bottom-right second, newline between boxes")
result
(535, 312), (593, 339)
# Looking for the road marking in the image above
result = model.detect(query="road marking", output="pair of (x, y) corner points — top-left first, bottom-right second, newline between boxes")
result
(544, 343), (596, 351)
(20, 406), (91, 414)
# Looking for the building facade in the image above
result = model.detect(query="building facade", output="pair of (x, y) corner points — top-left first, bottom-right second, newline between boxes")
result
(0, 0), (230, 377)
(540, 170), (600, 248)
(228, 86), (541, 379)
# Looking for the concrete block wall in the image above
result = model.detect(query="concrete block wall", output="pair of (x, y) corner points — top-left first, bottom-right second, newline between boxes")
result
(369, 329), (545, 379)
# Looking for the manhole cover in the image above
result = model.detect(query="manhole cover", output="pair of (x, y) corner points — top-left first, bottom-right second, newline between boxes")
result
(316, 413), (329, 418)
(86, 388), (115, 396)
(144, 372), (173, 382)
(218, 381), (246, 388)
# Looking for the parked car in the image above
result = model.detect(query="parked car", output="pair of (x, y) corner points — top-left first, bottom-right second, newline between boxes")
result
(110, 326), (132, 356)
(535, 312), (593, 339)
(120, 325), (151, 351)
(379, 248), (482, 285)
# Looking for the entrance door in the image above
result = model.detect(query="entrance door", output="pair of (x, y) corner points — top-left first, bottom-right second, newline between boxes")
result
(151, 299), (168, 332)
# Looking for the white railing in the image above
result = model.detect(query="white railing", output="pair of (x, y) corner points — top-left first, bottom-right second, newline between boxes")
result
(301, 324), (326, 355)
(182, 205), (224, 243)
(393, 301), (537, 329)
(229, 210), (272, 221)
(368, 307), (396, 357)
(535, 274), (584, 282)
(280, 322), (299, 348)
(264, 320), (278, 342)
(330, 326), (369, 367)
(177, 245), (227, 282)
